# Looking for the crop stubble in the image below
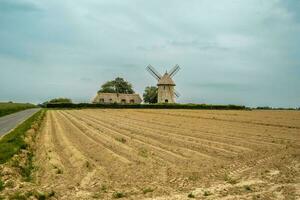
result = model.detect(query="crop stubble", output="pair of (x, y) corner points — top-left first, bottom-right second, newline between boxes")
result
(35, 109), (300, 199)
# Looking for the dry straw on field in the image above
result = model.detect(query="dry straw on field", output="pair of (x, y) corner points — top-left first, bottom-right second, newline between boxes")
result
(31, 109), (300, 199)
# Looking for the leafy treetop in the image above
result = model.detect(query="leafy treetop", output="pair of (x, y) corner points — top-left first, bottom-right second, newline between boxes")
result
(143, 86), (158, 104)
(48, 98), (72, 104)
(98, 77), (134, 94)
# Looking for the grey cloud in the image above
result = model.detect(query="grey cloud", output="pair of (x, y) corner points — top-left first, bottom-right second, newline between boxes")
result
(189, 82), (253, 91)
(0, 0), (299, 107)
(0, 0), (40, 13)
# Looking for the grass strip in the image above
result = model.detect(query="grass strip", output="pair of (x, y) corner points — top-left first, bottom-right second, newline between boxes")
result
(0, 110), (44, 164)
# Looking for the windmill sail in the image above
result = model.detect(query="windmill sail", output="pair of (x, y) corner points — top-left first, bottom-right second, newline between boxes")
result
(174, 90), (181, 98)
(146, 65), (162, 81)
(169, 64), (180, 78)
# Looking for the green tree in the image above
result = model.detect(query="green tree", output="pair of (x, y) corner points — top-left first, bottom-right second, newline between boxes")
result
(143, 86), (158, 104)
(48, 98), (72, 104)
(98, 77), (134, 94)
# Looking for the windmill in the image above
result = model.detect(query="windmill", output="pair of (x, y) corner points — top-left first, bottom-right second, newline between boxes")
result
(146, 64), (181, 103)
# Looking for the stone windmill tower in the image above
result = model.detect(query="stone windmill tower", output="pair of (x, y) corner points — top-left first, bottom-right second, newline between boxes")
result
(146, 64), (181, 103)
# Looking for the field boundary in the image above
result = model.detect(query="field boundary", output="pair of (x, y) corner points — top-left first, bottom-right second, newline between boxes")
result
(45, 103), (248, 110)
(0, 109), (45, 164)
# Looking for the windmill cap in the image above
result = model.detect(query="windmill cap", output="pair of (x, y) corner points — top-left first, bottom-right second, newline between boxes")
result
(157, 73), (176, 86)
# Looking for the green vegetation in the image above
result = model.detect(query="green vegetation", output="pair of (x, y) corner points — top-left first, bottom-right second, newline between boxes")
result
(8, 192), (26, 200)
(100, 185), (107, 193)
(224, 173), (238, 185)
(142, 188), (154, 194)
(256, 106), (299, 110)
(92, 185), (107, 198)
(98, 77), (135, 94)
(49, 98), (72, 103)
(0, 110), (45, 164)
(0, 178), (4, 191)
(244, 185), (252, 191)
(20, 152), (34, 181)
(203, 191), (212, 196)
(143, 86), (158, 104)
(85, 161), (91, 169)
(138, 148), (148, 158)
(45, 102), (247, 110)
(188, 193), (195, 198)
(5, 180), (14, 188)
(56, 168), (63, 174)
(8, 190), (55, 200)
(115, 137), (127, 143)
(42, 98), (72, 106)
(0, 102), (37, 117)
(112, 192), (126, 198)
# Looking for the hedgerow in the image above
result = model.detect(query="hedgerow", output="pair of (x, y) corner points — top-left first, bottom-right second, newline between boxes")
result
(45, 103), (248, 110)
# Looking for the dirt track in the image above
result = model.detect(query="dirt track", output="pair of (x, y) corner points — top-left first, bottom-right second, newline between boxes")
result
(35, 109), (300, 199)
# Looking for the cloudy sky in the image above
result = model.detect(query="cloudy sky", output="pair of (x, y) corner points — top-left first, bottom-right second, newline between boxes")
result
(0, 0), (299, 107)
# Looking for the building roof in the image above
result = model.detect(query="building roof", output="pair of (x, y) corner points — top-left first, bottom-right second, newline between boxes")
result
(157, 73), (176, 86)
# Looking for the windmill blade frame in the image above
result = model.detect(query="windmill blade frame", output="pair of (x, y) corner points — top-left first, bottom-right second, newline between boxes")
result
(174, 90), (181, 98)
(146, 65), (162, 81)
(168, 64), (180, 78)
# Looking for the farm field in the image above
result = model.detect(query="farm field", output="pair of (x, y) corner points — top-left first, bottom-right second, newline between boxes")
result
(35, 109), (300, 199)
(0, 102), (37, 118)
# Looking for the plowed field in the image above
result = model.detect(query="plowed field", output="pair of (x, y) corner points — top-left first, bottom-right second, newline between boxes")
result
(35, 109), (300, 199)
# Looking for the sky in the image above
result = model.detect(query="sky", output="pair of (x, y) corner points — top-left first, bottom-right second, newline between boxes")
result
(0, 0), (299, 107)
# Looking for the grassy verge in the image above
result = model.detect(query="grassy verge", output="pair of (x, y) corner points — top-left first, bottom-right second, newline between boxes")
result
(0, 102), (37, 117)
(0, 110), (45, 164)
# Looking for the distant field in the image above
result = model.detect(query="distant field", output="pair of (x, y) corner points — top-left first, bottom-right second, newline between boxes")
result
(34, 109), (300, 199)
(0, 102), (37, 117)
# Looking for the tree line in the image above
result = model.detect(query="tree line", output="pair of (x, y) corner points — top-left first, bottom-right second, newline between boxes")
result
(42, 77), (158, 104)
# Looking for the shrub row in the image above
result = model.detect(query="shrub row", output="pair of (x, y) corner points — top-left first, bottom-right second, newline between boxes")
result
(0, 103), (37, 117)
(0, 110), (45, 164)
(45, 103), (247, 110)
(256, 106), (299, 110)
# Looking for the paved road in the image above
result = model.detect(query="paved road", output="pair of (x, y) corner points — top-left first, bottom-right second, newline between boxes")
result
(0, 108), (41, 137)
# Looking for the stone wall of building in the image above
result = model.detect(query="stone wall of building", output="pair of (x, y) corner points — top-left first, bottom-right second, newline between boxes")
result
(92, 93), (142, 104)
(157, 85), (175, 103)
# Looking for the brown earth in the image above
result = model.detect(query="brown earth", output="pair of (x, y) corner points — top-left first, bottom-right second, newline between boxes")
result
(34, 109), (300, 199)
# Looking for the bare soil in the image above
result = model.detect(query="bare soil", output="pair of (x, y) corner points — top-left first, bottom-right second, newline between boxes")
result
(34, 109), (300, 199)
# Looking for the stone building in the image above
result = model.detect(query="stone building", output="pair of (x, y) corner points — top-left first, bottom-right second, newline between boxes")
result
(92, 93), (142, 104)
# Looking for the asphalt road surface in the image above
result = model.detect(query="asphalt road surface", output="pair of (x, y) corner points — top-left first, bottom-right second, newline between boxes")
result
(0, 108), (41, 137)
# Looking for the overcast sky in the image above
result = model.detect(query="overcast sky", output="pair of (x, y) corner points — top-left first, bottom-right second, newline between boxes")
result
(0, 0), (299, 107)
